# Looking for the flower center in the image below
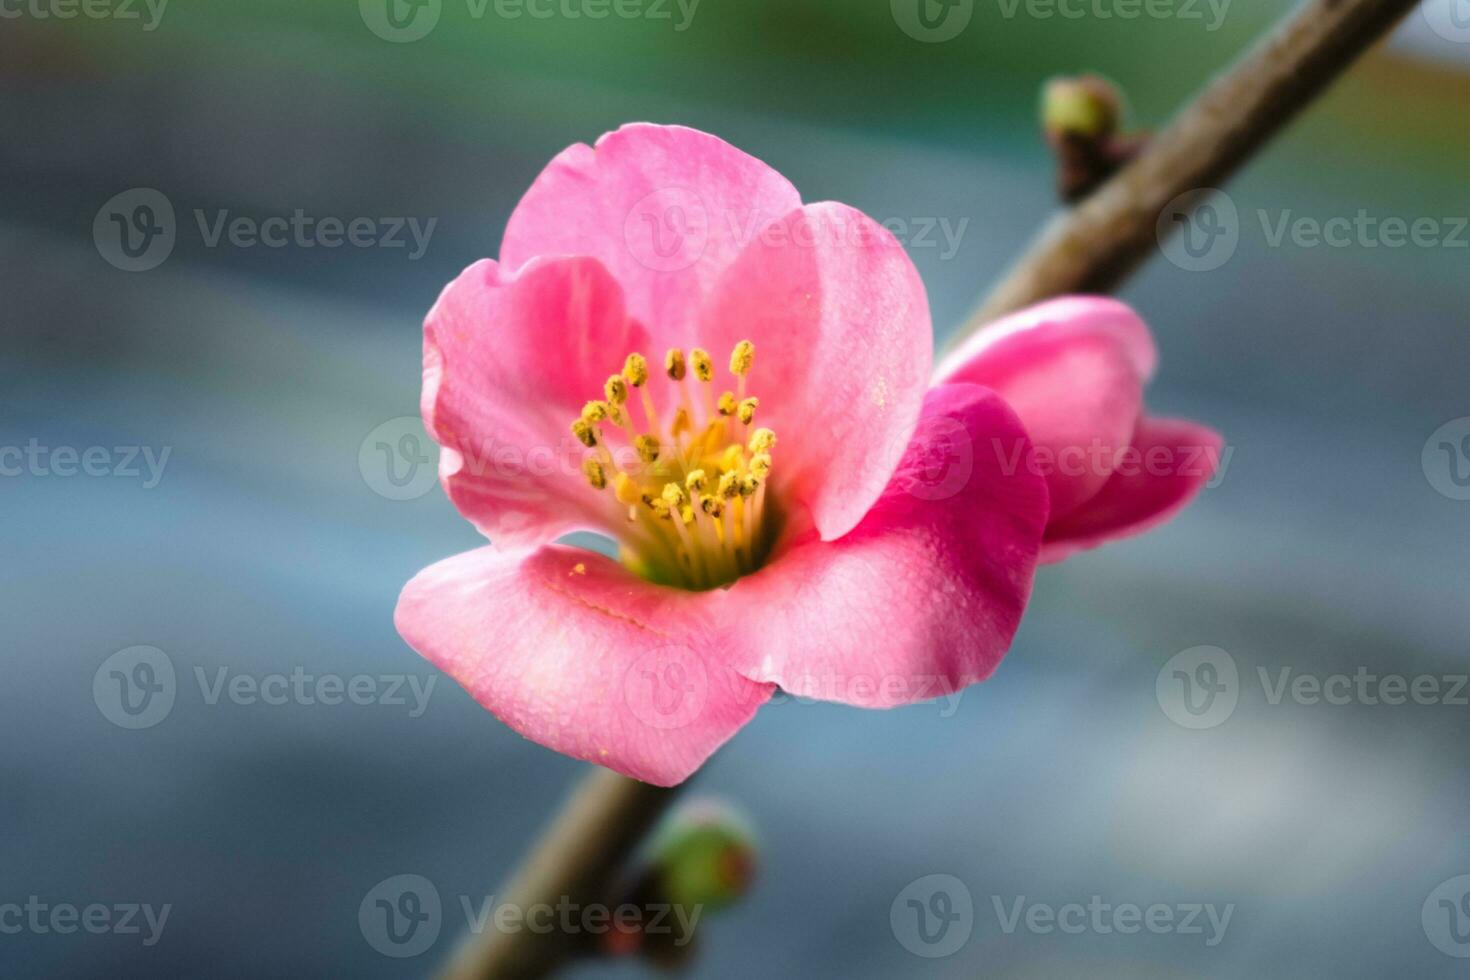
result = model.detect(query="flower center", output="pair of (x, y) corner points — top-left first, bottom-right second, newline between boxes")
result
(571, 339), (778, 591)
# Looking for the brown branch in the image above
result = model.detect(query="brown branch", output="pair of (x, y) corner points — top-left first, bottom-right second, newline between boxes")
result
(436, 768), (682, 980)
(435, 3), (1417, 978)
(962, 0), (1419, 334)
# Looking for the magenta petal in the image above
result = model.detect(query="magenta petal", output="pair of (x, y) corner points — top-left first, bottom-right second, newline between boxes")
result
(395, 545), (775, 786)
(720, 383), (1048, 707)
(1041, 416), (1223, 563)
(501, 123), (802, 349)
(698, 202), (934, 541)
(423, 255), (649, 549)
(934, 296), (1155, 519)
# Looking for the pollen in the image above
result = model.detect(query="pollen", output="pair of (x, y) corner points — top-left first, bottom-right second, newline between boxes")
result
(623, 353), (649, 387)
(691, 348), (714, 382)
(571, 338), (777, 590)
(634, 434), (661, 464)
(749, 428), (776, 454)
(729, 340), (755, 377)
(571, 418), (597, 448)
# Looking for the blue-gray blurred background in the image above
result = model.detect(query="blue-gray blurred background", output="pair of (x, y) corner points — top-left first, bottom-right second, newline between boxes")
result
(4, 1), (1469, 976)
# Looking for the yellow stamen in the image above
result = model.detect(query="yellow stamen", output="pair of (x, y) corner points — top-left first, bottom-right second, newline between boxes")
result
(749, 428), (777, 454)
(634, 434), (661, 465)
(691, 348), (714, 382)
(570, 344), (779, 590)
(729, 340), (755, 377)
(622, 353), (649, 387)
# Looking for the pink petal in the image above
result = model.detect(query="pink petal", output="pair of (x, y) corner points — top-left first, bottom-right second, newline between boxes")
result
(697, 203), (934, 541)
(423, 255), (650, 550)
(395, 545), (775, 786)
(934, 297), (1155, 518)
(719, 383), (1048, 707)
(1041, 416), (1223, 563)
(501, 123), (802, 350)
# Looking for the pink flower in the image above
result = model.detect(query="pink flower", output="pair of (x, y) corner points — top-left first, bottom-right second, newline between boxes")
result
(395, 123), (1217, 785)
(936, 297), (1223, 563)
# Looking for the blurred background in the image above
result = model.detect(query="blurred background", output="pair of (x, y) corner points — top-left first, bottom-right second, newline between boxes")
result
(4, 0), (1469, 976)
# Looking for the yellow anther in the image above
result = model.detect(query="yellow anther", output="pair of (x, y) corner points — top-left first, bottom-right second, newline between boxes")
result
(739, 475), (758, 497)
(749, 452), (772, 479)
(729, 339), (755, 377)
(718, 471), (740, 500)
(622, 352), (649, 387)
(582, 458), (607, 490)
(665, 348), (687, 381)
(671, 407), (693, 437)
(686, 469), (708, 494)
(614, 472), (640, 506)
(717, 391), (737, 416)
(691, 348), (714, 382)
(749, 428), (777, 453)
(604, 375), (629, 405)
(737, 397), (759, 425)
(571, 418), (597, 448)
(581, 400), (611, 423)
(634, 434), (661, 465)
(649, 497), (672, 520)
(661, 482), (688, 508)
(700, 496), (724, 519)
